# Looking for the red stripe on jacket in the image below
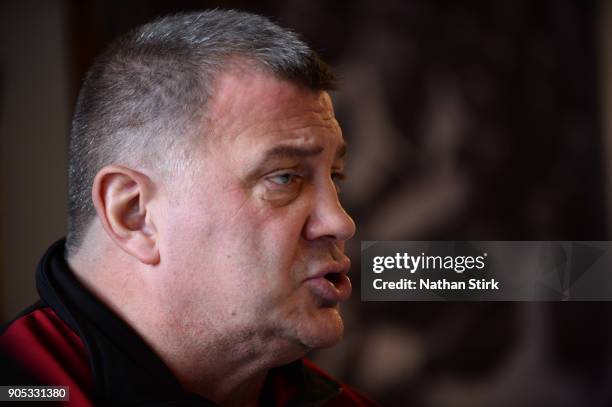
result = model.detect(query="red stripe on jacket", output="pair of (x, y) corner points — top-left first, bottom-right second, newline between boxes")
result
(1, 307), (94, 406)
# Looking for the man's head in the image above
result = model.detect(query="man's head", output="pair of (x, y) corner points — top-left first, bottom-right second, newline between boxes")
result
(67, 10), (355, 364)
(67, 9), (336, 255)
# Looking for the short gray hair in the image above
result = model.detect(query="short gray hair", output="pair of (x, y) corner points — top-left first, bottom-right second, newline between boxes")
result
(66, 9), (336, 257)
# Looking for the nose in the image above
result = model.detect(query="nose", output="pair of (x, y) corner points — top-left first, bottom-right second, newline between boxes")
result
(302, 183), (356, 242)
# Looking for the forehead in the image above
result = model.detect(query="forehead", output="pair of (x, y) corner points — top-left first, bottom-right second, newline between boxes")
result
(204, 70), (342, 151)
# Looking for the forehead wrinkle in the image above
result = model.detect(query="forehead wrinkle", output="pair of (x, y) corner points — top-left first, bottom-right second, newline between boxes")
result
(204, 88), (339, 144)
(207, 71), (332, 125)
(263, 145), (324, 159)
(200, 71), (344, 172)
(270, 120), (340, 136)
(240, 102), (339, 132)
(206, 107), (341, 157)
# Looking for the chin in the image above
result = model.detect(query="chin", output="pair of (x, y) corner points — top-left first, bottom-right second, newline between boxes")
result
(298, 308), (345, 350)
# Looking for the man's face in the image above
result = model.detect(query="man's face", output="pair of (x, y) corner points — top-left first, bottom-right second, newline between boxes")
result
(157, 70), (355, 358)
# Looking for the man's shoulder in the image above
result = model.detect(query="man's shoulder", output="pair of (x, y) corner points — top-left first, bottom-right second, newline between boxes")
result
(0, 303), (95, 405)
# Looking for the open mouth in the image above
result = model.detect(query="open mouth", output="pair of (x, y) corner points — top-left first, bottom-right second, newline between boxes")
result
(324, 272), (343, 285)
(305, 270), (352, 305)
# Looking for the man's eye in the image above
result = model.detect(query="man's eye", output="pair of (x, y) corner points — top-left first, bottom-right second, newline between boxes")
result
(268, 173), (299, 186)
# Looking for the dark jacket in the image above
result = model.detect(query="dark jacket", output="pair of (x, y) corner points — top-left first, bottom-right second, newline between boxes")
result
(0, 240), (378, 406)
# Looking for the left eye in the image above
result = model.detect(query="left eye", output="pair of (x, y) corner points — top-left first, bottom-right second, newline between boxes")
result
(269, 173), (297, 185)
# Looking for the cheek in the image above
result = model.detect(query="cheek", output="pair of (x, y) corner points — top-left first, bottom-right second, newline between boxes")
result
(229, 200), (309, 267)
(217, 195), (312, 298)
(159, 182), (311, 292)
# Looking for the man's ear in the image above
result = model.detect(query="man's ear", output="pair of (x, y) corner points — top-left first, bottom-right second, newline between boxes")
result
(92, 165), (160, 265)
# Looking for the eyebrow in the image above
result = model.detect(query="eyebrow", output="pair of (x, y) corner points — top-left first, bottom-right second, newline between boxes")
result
(265, 145), (325, 159)
(244, 142), (348, 182)
(263, 141), (347, 161)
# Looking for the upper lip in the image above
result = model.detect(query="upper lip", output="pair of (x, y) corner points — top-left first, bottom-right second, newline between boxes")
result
(306, 257), (351, 280)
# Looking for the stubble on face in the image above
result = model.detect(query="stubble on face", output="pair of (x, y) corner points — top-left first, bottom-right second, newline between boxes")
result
(157, 68), (355, 364)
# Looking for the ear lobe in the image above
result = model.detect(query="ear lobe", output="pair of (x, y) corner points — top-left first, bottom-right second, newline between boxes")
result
(92, 165), (160, 265)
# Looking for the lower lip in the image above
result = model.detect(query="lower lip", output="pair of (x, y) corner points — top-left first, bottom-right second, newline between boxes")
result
(305, 274), (352, 305)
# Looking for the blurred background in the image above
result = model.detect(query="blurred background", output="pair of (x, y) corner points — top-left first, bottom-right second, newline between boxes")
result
(1, 1), (611, 406)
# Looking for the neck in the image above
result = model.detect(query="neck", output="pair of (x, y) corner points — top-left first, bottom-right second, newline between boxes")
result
(149, 315), (304, 405)
(68, 245), (302, 406)
(173, 354), (268, 407)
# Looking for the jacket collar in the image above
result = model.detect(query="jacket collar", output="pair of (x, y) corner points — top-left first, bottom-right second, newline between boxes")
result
(37, 239), (341, 406)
